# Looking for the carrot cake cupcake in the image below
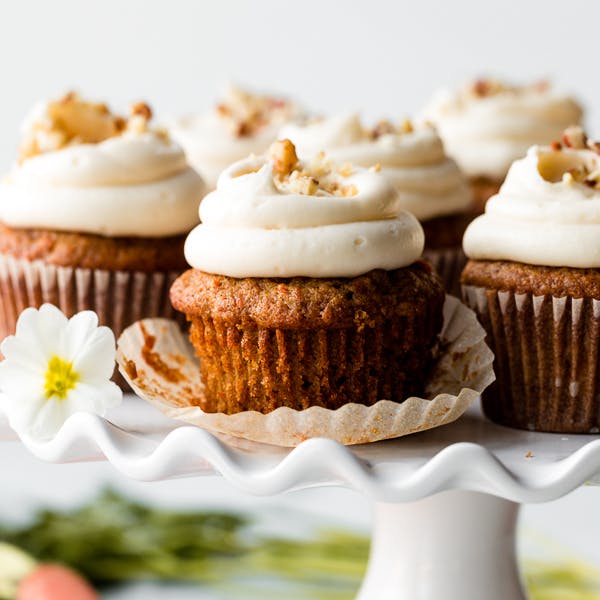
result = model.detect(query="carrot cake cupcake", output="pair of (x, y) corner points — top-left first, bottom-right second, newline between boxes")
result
(280, 114), (473, 294)
(0, 92), (206, 341)
(169, 85), (298, 189)
(171, 139), (445, 414)
(462, 126), (600, 432)
(423, 78), (583, 214)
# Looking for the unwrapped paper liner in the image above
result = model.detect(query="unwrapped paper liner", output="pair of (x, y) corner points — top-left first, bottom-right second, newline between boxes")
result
(116, 296), (495, 446)
(423, 247), (466, 298)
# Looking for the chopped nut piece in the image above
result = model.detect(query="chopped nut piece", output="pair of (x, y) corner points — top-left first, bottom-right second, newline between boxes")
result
(130, 101), (153, 121)
(370, 119), (395, 139)
(561, 126), (587, 149)
(268, 139), (299, 177)
(341, 184), (358, 197)
(550, 140), (562, 152)
(215, 85), (294, 138)
(400, 118), (414, 134)
(371, 163), (382, 173)
(338, 163), (353, 177)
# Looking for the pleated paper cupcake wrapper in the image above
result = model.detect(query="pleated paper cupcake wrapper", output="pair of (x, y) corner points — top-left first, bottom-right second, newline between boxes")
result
(116, 296), (495, 447)
(0, 254), (183, 386)
(423, 247), (466, 298)
(463, 284), (600, 433)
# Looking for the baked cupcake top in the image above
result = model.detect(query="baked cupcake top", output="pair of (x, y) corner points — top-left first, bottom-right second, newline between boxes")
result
(463, 126), (600, 268)
(0, 92), (206, 238)
(169, 85), (298, 189)
(184, 139), (424, 278)
(422, 78), (583, 180)
(280, 114), (472, 221)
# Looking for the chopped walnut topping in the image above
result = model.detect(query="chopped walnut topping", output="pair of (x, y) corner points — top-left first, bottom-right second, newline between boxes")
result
(369, 118), (415, 140)
(550, 140), (563, 152)
(540, 128), (600, 190)
(341, 184), (358, 197)
(266, 140), (361, 198)
(338, 163), (353, 177)
(463, 78), (551, 100)
(18, 92), (165, 162)
(216, 85), (295, 138)
(561, 125), (587, 149)
(131, 101), (153, 121)
(268, 139), (299, 177)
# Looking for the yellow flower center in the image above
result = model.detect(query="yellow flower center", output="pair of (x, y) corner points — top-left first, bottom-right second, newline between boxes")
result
(44, 355), (79, 400)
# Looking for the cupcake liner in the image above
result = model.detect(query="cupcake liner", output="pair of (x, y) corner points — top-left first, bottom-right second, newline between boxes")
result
(116, 296), (495, 446)
(423, 247), (466, 297)
(463, 284), (600, 433)
(0, 254), (183, 385)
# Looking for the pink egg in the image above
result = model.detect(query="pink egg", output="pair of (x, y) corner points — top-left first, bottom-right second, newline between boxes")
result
(18, 564), (99, 600)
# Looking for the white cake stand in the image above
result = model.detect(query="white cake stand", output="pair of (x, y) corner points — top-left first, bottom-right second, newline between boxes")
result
(5, 395), (600, 600)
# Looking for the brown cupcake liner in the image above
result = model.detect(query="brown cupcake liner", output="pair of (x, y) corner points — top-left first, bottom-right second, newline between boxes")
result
(423, 247), (466, 298)
(116, 296), (495, 446)
(186, 313), (440, 414)
(0, 254), (183, 386)
(462, 284), (600, 433)
(469, 177), (503, 215)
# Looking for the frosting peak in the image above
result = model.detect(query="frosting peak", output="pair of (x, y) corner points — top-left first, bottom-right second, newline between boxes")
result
(463, 130), (600, 268)
(422, 78), (584, 179)
(280, 114), (472, 221)
(185, 141), (424, 278)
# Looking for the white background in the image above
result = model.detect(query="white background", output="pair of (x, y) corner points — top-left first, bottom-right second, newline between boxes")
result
(1, 0), (598, 169)
(1, 0), (600, 592)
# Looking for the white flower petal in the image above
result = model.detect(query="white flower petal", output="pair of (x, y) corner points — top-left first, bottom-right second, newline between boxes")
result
(13, 304), (68, 359)
(74, 381), (122, 413)
(62, 311), (100, 360)
(72, 326), (117, 382)
(28, 397), (69, 439)
(0, 364), (45, 399)
(6, 394), (48, 436)
(0, 336), (47, 374)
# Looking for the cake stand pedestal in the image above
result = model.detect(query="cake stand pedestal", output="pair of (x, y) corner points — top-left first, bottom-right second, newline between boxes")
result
(4, 396), (600, 600)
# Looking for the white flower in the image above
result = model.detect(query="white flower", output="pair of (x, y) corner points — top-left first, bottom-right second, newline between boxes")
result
(0, 304), (122, 440)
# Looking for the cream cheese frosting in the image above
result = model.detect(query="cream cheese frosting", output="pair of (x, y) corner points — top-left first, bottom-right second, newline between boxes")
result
(463, 129), (600, 268)
(0, 94), (206, 238)
(185, 140), (424, 278)
(170, 85), (297, 189)
(422, 79), (583, 180)
(280, 114), (472, 221)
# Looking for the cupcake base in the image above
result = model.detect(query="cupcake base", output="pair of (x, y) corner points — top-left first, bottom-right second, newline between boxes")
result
(421, 212), (472, 296)
(462, 259), (600, 433)
(170, 264), (446, 414)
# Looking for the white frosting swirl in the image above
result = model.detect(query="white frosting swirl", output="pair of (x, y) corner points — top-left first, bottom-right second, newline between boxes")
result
(0, 132), (206, 237)
(422, 84), (583, 179)
(170, 114), (282, 190)
(185, 156), (424, 278)
(463, 145), (600, 267)
(280, 114), (472, 221)
(170, 87), (297, 189)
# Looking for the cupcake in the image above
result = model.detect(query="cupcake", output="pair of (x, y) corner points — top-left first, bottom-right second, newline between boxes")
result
(423, 78), (583, 214)
(0, 92), (206, 343)
(170, 139), (445, 414)
(169, 85), (298, 189)
(462, 126), (600, 432)
(280, 113), (473, 294)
